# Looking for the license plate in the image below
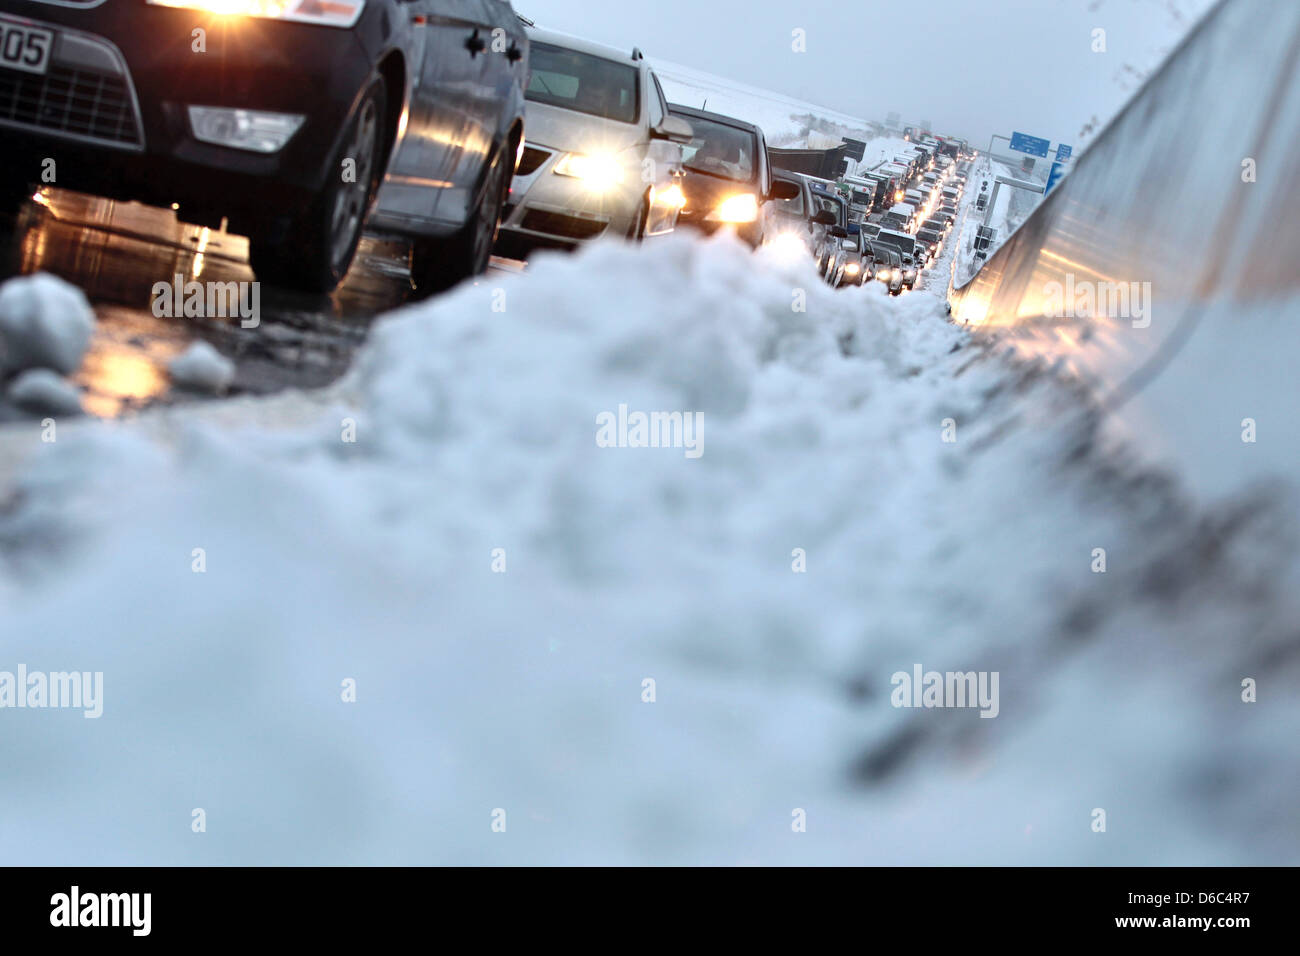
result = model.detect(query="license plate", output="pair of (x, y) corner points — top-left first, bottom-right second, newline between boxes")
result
(0, 19), (55, 76)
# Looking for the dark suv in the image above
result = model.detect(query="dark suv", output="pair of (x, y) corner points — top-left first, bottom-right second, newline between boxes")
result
(0, 0), (529, 293)
(668, 103), (797, 248)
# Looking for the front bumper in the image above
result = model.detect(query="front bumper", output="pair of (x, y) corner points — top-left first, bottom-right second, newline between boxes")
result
(0, 2), (376, 231)
(675, 215), (762, 249)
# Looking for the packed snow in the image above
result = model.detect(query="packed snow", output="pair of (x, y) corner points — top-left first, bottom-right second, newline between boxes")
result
(168, 341), (236, 394)
(6, 368), (83, 416)
(0, 272), (95, 375)
(0, 230), (1296, 865)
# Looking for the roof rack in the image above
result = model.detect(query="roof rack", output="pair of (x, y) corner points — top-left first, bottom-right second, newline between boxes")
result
(517, 13), (535, 27)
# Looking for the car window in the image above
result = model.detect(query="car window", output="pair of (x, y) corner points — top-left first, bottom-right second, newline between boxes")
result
(526, 42), (641, 124)
(678, 114), (757, 183)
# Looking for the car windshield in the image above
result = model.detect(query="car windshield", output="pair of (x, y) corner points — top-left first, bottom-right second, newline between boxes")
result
(813, 194), (843, 225)
(526, 43), (640, 124)
(876, 232), (916, 256)
(677, 115), (757, 183)
(871, 245), (900, 267)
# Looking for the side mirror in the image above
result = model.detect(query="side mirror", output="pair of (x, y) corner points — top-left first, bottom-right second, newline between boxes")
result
(811, 209), (836, 226)
(653, 115), (694, 144)
(768, 179), (800, 201)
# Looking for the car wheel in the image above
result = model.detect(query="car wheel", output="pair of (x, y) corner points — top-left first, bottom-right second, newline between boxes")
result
(409, 141), (510, 296)
(0, 180), (32, 226)
(249, 76), (385, 294)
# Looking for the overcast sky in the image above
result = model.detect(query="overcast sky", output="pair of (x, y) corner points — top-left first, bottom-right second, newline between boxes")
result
(520, 0), (1214, 146)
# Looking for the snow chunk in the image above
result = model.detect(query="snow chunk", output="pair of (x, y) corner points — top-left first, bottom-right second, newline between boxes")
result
(168, 341), (235, 393)
(0, 272), (95, 374)
(6, 368), (83, 415)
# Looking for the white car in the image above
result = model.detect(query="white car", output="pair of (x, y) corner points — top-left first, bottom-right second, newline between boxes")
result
(496, 28), (693, 257)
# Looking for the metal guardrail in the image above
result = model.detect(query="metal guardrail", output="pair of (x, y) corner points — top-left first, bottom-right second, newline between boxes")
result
(948, 0), (1300, 497)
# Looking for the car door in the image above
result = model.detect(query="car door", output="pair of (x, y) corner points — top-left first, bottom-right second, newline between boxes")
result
(374, 0), (496, 228)
(433, 0), (521, 227)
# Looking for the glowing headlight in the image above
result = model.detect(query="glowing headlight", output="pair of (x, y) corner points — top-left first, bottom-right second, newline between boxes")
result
(553, 153), (625, 190)
(710, 193), (760, 223)
(876, 268), (890, 279)
(656, 184), (687, 209)
(892, 269), (902, 280)
(146, 0), (365, 28)
(844, 262), (860, 275)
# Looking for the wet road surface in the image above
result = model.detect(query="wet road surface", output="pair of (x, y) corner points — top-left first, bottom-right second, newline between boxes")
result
(0, 188), (524, 420)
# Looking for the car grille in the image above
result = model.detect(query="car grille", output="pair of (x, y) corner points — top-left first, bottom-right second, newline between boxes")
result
(0, 63), (143, 148)
(520, 209), (607, 240)
(515, 146), (551, 177)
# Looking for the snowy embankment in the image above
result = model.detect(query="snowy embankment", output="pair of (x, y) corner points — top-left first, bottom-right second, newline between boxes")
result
(653, 58), (873, 147)
(954, 156), (1028, 286)
(0, 235), (1296, 864)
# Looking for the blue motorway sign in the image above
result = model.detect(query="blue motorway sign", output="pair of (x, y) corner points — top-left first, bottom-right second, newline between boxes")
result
(1009, 131), (1051, 158)
(1056, 143), (1073, 161)
(1045, 160), (1068, 196)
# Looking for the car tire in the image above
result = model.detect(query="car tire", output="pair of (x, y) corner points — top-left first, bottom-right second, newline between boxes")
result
(249, 76), (386, 294)
(409, 141), (510, 296)
(0, 180), (32, 226)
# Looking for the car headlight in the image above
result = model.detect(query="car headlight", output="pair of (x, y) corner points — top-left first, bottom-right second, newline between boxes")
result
(146, 0), (365, 28)
(188, 106), (305, 153)
(709, 193), (760, 223)
(844, 262), (860, 275)
(892, 269), (902, 280)
(657, 184), (687, 209)
(553, 153), (625, 190)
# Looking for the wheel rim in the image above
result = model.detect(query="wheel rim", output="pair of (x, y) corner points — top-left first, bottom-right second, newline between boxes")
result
(329, 98), (379, 273)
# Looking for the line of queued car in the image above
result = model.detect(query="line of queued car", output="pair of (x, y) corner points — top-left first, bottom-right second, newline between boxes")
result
(828, 143), (973, 295)
(0, 0), (970, 299)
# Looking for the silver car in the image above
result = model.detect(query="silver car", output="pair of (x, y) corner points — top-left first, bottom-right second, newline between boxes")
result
(495, 28), (693, 257)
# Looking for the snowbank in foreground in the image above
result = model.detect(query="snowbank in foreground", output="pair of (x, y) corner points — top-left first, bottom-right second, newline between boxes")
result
(0, 234), (1296, 864)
